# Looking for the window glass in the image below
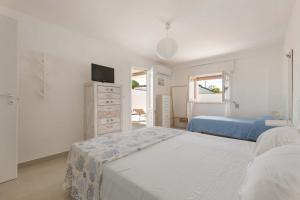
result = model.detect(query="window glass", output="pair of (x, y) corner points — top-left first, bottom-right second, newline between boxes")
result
(189, 73), (224, 103)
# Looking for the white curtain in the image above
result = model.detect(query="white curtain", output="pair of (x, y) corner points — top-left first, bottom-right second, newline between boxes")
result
(287, 50), (293, 121)
(223, 71), (232, 116)
(187, 101), (194, 122)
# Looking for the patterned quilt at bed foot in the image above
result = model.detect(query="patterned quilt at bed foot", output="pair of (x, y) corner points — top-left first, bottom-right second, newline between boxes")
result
(64, 127), (185, 200)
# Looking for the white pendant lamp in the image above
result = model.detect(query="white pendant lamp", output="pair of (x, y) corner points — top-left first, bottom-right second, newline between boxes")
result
(157, 22), (178, 59)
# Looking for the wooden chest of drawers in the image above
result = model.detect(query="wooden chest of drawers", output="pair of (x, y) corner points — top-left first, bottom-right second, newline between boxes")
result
(84, 82), (122, 139)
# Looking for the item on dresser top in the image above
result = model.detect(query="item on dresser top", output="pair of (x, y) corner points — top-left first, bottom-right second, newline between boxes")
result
(255, 126), (300, 156)
(64, 127), (183, 200)
(240, 143), (300, 200)
(187, 115), (274, 141)
(84, 82), (122, 139)
(271, 111), (281, 120)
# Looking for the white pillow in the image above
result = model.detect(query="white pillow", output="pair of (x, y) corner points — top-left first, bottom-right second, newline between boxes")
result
(255, 127), (299, 156)
(240, 144), (300, 200)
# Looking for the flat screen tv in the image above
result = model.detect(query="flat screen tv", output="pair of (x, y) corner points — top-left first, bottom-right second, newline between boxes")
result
(91, 63), (114, 83)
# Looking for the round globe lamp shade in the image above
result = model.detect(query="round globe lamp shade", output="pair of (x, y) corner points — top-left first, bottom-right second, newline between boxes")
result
(157, 37), (178, 59)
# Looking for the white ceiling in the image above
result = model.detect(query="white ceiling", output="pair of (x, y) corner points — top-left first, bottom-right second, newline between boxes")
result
(0, 0), (295, 65)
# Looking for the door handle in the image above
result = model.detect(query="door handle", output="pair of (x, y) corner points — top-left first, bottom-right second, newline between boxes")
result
(0, 93), (20, 105)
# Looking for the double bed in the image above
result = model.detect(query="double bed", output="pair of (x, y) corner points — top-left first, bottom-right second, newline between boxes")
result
(65, 127), (256, 200)
(187, 115), (274, 141)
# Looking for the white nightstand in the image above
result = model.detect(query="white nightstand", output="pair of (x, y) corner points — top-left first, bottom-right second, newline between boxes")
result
(265, 120), (293, 127)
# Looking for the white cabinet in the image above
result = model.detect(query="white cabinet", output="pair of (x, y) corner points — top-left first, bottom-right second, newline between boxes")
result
(84, 82), (122, 139)
(155, 95), (171, 128)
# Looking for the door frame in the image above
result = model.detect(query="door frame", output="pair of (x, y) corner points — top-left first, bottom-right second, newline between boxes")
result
(129, 66), (154, 129)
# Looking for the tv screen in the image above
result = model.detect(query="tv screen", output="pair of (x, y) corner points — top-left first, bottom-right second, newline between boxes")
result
(91, 63), (114, 83)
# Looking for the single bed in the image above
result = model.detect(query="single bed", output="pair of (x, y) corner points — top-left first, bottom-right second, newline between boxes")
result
(187, 115), (274, 141)
(64, 127), (256, 200)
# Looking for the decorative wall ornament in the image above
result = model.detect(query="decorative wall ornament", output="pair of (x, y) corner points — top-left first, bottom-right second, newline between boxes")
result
(33, 53), (47, 98)
(22, 51), (48, 98)
(158, 77), (165, 86)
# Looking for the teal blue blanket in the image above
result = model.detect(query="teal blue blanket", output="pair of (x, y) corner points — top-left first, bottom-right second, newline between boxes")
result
(187, 116), (274, 141)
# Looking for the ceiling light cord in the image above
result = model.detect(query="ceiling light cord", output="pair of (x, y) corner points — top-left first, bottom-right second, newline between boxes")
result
(165, 22), (171, 37)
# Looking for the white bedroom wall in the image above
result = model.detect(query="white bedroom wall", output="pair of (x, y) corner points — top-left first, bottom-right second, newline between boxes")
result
(172, 43), (285, 119)
(0, 6), (170, 163)
(284, 0), (300, 127)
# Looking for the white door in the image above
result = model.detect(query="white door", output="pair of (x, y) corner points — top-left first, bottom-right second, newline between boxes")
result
(0, 15), (18, 183)
(146, 67), (154, 127)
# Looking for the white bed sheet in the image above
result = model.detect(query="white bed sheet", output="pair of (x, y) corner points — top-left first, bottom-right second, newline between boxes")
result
(100, 132), (256, 200)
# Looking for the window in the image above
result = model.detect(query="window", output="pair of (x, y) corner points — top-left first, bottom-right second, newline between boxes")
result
(189, 73), (225, 103)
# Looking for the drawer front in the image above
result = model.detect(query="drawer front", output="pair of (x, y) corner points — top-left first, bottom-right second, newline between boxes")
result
(98, 93), (120, 99)
(98, 123), (121, 134)
(98, 111), (120, 118)
(98, 105), (120, 112)
(98, 117), (120, 125)
(163, 113), (170, 119)
(98, 86), (120, 94)
(98, 99), (121, 106)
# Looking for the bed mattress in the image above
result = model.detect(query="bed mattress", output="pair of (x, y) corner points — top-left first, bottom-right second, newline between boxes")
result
(100, 132), (256, 200)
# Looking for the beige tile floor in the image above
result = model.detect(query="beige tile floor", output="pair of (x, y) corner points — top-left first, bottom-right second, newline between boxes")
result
(131, 122), (146, 130)
(0, 155), (72, 200)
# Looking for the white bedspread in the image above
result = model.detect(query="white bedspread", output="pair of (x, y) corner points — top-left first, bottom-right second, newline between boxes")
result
(100, 133), (256, 200)
(64, 127), (183, 200)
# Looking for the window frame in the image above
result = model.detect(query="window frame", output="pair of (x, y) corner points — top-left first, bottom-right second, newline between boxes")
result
(188, 72), (226, 104)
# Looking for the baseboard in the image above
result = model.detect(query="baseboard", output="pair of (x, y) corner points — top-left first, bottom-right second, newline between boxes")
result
(18, 151), (69, 169)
